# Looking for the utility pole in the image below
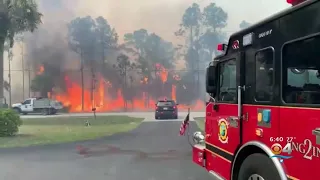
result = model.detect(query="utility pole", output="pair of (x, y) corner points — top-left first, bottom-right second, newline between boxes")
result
(8, 50), (12, 106)
(91, 68), (95, 103)
(80, 51), (84, 111)
(91, 65), (96, 112)
(123, 63), (127, 111)
(20, 36), (25, 100)
(162, 60), (165, 98)
(154, 65), (158, 99)
(197, 57), (200, 95)
(101, 30), (105, 65)
(28, 66), (31, 97)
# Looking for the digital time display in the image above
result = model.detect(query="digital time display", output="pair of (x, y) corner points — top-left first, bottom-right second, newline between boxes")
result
(269, 137), (296, 143)
(269, 137), (284, 142)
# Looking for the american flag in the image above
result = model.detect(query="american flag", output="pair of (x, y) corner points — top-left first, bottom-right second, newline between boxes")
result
(179, 113), (189, 136)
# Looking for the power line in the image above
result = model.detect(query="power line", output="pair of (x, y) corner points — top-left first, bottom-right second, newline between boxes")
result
(119, 28), (238, 33)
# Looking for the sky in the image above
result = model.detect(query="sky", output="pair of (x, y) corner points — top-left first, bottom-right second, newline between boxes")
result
(70, 0), (291, 41)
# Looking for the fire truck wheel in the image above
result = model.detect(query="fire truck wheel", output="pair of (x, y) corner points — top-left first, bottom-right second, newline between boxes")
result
(238, 153), (281, 180)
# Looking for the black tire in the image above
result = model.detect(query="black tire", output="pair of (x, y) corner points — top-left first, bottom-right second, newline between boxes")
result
(13, 108), (21, 114)
(238, 153), (281, 180)
(23, 112), (27, 115)
(49, 108), (56, 115)
(42, 108), (49, 115)
(51, 109), (57, 115)
(174, 115), (178, 119)
(41, 109), (46, 115)
(46, 108), (50, 115)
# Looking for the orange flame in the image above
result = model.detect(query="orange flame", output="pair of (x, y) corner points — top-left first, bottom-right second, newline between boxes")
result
(172, 85), (176, 101)
(155, 63), (168, 83)
(52, 65), (204, 112)
(37, 65), (45, 75)
(140, 77), (148, 84)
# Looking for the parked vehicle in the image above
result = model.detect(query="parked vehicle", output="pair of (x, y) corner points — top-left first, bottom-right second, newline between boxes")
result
(155, 99), (178, 119)
(12, 97), (63, 115)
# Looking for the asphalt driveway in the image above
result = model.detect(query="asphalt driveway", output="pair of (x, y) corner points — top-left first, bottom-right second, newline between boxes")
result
(0, 118), (211, 180)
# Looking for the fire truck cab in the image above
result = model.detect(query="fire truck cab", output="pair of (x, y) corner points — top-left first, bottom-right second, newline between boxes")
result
(192, 0), (320, 180)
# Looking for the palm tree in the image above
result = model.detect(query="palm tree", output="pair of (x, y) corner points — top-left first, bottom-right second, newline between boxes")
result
(0, 0), (42, 105)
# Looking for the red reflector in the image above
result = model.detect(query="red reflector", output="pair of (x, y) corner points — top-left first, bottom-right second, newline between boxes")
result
(217, 44), (223, 51)
(287, 0), (306, 5)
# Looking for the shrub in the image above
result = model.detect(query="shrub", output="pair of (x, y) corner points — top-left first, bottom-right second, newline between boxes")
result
(0, 109), (22, 137)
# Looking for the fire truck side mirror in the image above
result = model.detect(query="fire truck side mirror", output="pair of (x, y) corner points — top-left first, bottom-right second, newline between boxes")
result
(206, 65), (217, 95)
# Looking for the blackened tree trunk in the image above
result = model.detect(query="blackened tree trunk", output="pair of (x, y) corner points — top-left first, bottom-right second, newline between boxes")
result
(0, 37), (5, 104)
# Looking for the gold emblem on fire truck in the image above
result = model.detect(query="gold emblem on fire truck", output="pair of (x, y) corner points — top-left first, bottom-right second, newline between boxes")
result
(218, 119), (229, 144)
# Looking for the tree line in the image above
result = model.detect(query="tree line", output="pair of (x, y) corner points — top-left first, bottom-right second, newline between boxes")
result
(0, 1), (251, 107)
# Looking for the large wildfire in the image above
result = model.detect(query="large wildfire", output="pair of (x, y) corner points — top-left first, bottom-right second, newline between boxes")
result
(35, 63), (205, 112)
(18, 0), (209, 113)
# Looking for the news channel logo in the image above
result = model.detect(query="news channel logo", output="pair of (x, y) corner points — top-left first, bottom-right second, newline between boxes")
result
(270, 143), (293, 163)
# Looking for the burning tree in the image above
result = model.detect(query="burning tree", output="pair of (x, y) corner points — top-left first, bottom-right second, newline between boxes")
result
(66, 15), (119, 110)
(30, 65), (53, 97)
(113, 53), (136, 110)
(123, 29), (176, 101)
(29, 33), (69, 98)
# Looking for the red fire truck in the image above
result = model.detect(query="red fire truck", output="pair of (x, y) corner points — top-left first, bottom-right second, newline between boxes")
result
(189, 0), (320, 180)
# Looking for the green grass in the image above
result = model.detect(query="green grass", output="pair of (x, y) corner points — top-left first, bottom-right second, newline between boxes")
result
(194, 117), (205, 131)
(0, 116), (143, 148)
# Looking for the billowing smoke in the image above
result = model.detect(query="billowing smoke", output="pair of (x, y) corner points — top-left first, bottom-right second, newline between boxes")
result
(4, 0), (291, 109)
(23, 0), (196, 74)
(4, 0), (197, 108)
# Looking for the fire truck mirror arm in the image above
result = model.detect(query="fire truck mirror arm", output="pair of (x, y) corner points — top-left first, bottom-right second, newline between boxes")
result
(312, 128), (320, 136)
(231, 141), (288, 180)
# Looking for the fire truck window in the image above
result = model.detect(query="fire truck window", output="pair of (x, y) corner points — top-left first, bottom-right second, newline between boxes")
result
(282, 35), (320, 104)
(218, 59), (236, 102)
(255, 48), (274, 101)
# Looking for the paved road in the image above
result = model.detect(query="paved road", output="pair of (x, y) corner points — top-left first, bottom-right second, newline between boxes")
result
(20, 112), (205, 120)
(0, 114), (211, 180)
